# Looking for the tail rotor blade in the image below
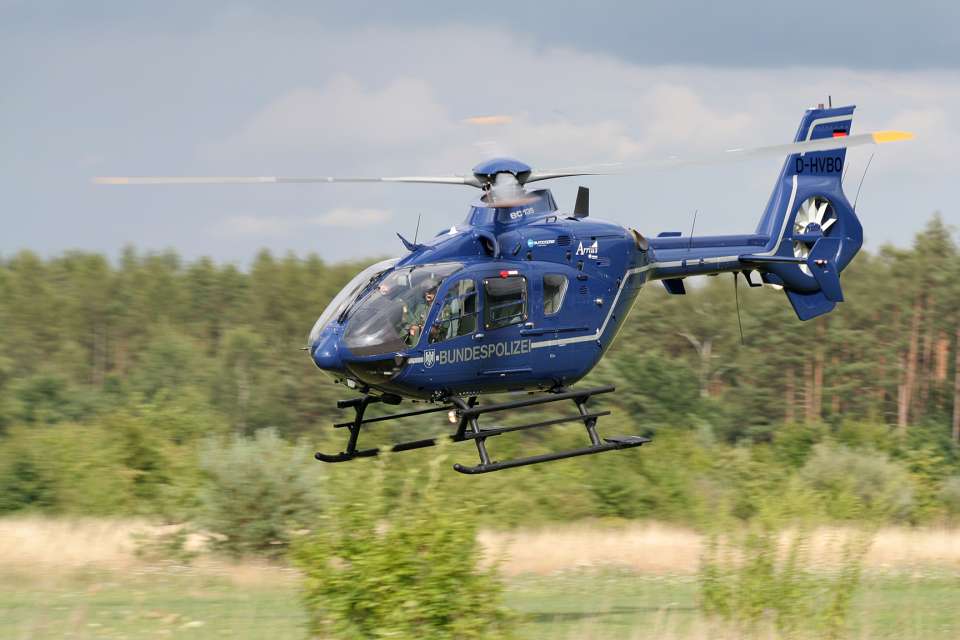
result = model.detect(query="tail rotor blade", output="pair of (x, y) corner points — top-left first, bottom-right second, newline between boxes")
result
(816, 200), (829, 225)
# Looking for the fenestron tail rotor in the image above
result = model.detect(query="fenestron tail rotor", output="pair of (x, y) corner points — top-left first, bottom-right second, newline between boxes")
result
(793, 196), (837, 276)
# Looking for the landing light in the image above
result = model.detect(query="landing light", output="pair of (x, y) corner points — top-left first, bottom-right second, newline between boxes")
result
(448, 410), (459, 424)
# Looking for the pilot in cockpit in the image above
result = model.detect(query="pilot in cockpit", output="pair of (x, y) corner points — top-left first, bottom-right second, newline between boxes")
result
(401, 282), (439, 346)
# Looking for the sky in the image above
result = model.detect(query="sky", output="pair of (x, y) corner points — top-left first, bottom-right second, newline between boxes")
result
(3, 1), (959, 264)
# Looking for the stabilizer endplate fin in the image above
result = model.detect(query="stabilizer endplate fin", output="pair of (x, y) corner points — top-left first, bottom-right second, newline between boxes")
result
(807, 238), (844, 302)
(785, 289), (836, 321)
(662, 278), (686, 295)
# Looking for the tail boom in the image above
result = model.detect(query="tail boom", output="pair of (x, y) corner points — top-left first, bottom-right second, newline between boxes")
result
(645, 104), (871, 320)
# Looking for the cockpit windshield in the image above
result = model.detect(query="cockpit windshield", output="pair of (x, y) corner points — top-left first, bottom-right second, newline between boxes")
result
(343, 262), (462, 357)
(308, 257), (398, 346)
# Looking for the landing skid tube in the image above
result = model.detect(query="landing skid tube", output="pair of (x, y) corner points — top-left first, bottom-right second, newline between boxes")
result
(313, 385), (651, 474)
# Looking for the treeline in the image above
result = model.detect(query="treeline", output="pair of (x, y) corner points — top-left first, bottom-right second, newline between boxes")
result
(1, 217), (959, 532)
(0, 246), (366, 438)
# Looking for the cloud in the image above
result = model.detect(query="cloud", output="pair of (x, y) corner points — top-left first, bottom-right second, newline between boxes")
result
(313, 207), (391, 228)
(212, 75), (451, 152)
(201, 28), (958, 180)
(218, 207), (392, 237)
(220, 215), (300, 236)
(5, 16), (960, 263)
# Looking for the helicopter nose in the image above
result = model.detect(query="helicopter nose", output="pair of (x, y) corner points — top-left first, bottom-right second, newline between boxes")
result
(310, 330), (344, 372)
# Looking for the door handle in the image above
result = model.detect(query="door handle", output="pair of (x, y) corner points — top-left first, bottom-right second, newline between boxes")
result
(474, 333), (485, 340)
(524, 322), (535, 329)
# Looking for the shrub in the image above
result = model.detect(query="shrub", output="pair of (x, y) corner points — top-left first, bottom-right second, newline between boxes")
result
(196, 428), (324, 557)
(292, 455), (513, 640)
(941, 476), (960, 520)
(0, 422), (140, 515)
(799, 443), (915, 522)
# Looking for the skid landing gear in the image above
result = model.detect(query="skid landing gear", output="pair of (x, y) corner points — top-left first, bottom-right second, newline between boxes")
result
(314, 384), (650, 474)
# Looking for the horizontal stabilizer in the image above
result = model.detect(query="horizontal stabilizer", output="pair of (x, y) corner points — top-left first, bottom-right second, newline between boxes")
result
(739, 254), (804, 265)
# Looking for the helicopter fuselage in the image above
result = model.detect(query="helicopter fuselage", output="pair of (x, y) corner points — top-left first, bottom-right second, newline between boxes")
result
(309, 189), (651, 400)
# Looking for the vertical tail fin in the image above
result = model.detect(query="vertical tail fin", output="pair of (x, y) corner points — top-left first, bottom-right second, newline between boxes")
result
(755, 105), (863, 320)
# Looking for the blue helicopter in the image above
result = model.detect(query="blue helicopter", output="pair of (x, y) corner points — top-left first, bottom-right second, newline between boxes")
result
(97, 104), (912, 473)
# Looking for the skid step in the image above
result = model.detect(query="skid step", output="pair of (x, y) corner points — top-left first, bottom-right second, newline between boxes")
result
(465, 411), (611, 439)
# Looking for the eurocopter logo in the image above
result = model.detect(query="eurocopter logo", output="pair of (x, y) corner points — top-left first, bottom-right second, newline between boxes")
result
(422, 339), (532, 368)
(576, 240), (599, 257)
(526, 238), (556, 248)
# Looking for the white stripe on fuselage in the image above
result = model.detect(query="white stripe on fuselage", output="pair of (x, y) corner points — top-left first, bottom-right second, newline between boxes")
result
(404, 171), (803, 361)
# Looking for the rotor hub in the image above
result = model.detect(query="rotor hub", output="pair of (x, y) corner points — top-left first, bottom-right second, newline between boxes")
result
(472, 157), (532, 186)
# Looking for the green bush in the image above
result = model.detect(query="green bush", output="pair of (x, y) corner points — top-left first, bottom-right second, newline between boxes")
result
(292, 456), (513, 640)
(941, 476), (960, 520)
(0, 422), (139, 514)
(195, 428), (324, 557)
(799, 443), (915, 522)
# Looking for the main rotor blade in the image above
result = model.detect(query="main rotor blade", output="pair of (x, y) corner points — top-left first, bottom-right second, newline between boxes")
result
(629, 130), (914, 171)
(519, 131), (912, 183)
(526, 163), (625, 184)
(93, 132), (911, 189)
(93, 175), (481, 187)
(720, 130), (913, 161)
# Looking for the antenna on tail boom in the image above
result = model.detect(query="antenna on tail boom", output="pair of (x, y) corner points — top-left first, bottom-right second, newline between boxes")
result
(853, 153), (875, 211)
(733, 273), (745, 346)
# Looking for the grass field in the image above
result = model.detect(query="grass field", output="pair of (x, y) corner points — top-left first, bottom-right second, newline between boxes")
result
(2, 519), (958, 639)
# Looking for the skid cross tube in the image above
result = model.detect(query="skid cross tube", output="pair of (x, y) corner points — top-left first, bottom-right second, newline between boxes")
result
(456, 385), (615, 417)
(313, 384), (650, 473)
(315, 395), (460, 463)
(451, 385), (647, 474)
(461, 411), (611, 439)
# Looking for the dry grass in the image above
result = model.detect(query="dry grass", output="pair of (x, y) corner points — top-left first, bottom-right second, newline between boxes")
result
(481, 522), (960, 576)
(0, 516), (147, 571)
(479, 522), (703, 575)
(0, 516), (295, 587)
(2, 516), (959, 581)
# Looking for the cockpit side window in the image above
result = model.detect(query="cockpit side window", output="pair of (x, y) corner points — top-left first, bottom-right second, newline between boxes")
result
(429, 280), (477, 344)
(483, 276), (527, 330)
(543, 274), (568, 316)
